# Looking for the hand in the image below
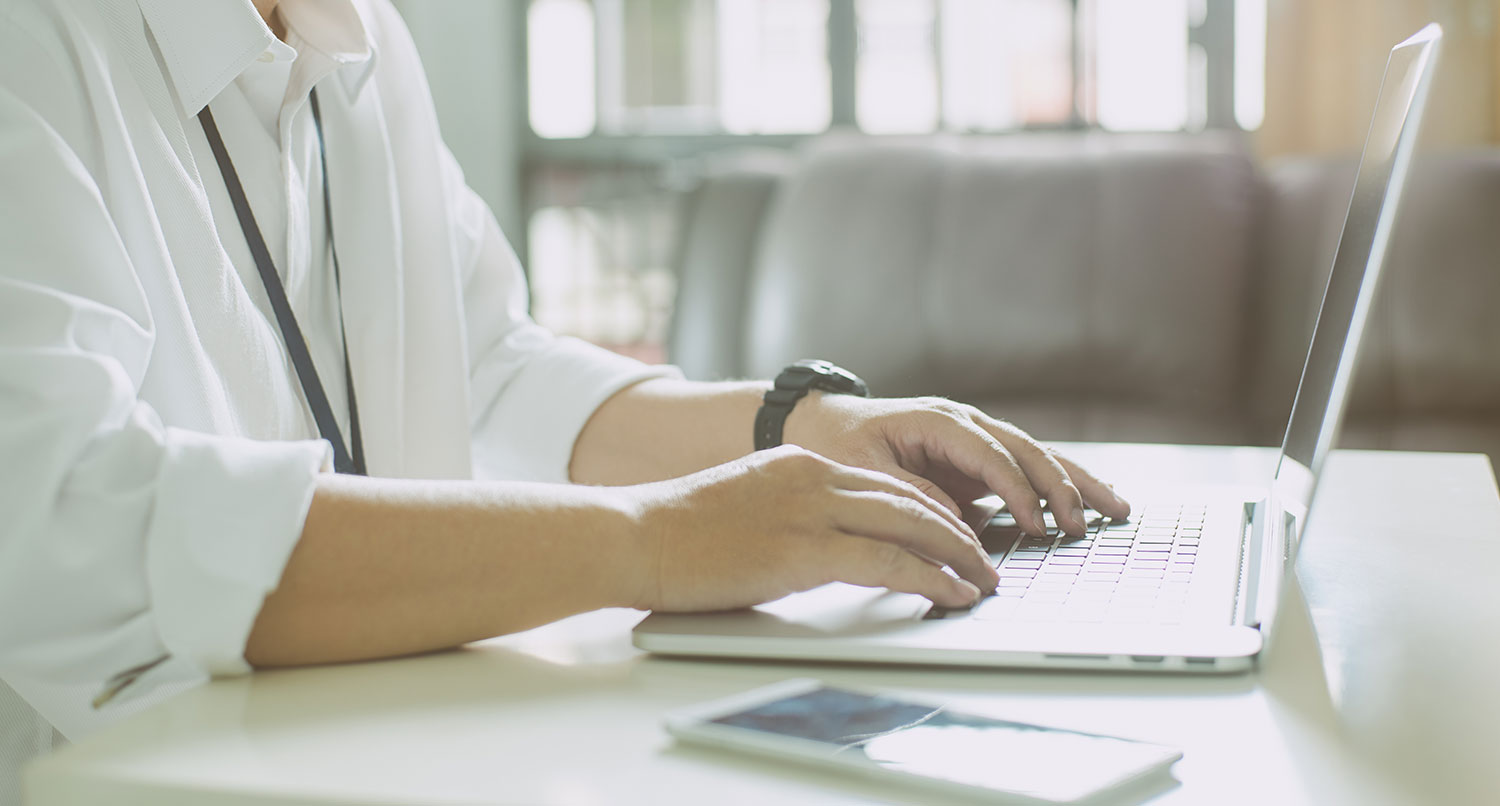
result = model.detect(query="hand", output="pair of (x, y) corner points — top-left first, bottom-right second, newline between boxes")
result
(783, 394), (1131, 538)
(626, 445), (1000, 612)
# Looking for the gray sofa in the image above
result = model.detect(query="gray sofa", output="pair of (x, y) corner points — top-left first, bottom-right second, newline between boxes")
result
(668, 134), (1500, 467)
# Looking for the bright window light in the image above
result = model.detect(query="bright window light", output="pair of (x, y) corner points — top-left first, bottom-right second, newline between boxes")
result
(718, 0), (831, 134)
(528, 0), (596, 139)
(1235, 0), (1267, 130)
(1094, 0), (1189, 131)
(940, 0), (1072, 130)
(856, 0), (940, 134)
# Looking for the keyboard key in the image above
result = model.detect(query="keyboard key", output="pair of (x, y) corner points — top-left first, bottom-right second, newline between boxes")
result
(1041, 565), (1082, 576)
(1086, 556), (1127, 565)
(1047, 556), (1085, 566)
(1124, 569), (1165, 580)
(997, 577), (1032, 587)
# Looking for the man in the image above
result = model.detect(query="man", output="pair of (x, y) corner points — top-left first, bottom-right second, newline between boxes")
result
(0, 0), (1128, 793)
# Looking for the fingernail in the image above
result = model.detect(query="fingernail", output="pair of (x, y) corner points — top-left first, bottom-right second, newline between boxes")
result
(1031, 508), (1047, 534)
(1071, 507), (1087, 532)
(954, 579), (982, 607)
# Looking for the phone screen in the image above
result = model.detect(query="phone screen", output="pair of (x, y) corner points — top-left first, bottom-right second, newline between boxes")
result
(708, 686), (1178, 802)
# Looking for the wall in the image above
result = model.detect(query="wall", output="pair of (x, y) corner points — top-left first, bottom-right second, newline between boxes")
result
(389, 0), (525, 243)
(1260, 0), (1499, 157)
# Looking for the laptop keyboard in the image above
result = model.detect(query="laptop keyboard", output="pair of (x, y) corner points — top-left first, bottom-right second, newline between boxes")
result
(938, 504), (1206, 625)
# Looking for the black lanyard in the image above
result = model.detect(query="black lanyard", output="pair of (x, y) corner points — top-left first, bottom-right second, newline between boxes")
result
(197, 88), (366, 475)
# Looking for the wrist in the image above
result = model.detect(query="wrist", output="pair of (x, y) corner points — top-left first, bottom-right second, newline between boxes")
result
(754, 361), (868, 451)
(585, 485), (658, 611)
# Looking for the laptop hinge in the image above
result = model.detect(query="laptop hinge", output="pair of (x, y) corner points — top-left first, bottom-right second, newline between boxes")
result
(1233, 500), (1265, 629)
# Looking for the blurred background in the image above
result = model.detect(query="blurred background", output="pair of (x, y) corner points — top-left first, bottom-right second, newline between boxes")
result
(390, 0), (1500, 460)
(391, 0), (1495, 359)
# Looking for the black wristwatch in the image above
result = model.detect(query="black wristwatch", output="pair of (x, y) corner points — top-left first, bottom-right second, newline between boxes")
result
(754, 360), (870, 451)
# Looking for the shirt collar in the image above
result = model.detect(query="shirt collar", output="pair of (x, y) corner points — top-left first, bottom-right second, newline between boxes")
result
(139, 0), (377, 118)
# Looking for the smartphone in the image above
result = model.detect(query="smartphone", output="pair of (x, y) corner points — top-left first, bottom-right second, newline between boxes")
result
(665, 679), (1182, 804)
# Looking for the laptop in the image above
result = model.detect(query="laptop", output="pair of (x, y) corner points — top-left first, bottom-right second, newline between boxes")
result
(634, 25), (1444, 674)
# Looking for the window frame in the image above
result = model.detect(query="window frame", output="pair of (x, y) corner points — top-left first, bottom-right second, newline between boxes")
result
(514, 0), (1246, 328)
(518, 0), (1244, 159)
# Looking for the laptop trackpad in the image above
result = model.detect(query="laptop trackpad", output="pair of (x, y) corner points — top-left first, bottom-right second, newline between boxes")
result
(725, 584), (930, 637)
(651, 582), (930, 639)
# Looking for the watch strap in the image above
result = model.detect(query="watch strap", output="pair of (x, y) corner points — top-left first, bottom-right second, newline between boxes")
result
(754, 388), (803, 451)
(753, 361), (869, 451)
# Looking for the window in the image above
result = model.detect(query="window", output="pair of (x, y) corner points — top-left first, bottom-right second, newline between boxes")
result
(522, 0), (1265, 354)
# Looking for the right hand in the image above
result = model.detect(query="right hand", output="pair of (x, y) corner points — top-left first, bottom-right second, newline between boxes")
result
(624, 445), (999, 613)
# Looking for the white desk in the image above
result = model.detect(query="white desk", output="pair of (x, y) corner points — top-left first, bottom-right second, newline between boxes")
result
(23, 445), (1500, 806)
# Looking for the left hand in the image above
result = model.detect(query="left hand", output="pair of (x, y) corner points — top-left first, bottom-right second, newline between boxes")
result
(783, 393), (1131, 538)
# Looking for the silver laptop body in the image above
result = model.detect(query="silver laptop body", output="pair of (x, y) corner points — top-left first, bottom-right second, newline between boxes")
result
(634, 26), (1443, 674)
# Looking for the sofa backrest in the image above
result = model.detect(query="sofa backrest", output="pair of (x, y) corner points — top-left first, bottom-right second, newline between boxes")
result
(739, 135), (1259, 421)
(669, 134), (1500, 458)
(1254, 150), (1500, 458)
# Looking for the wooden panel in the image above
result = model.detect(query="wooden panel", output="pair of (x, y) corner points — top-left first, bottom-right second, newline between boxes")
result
(1259, 0), (1498, 158)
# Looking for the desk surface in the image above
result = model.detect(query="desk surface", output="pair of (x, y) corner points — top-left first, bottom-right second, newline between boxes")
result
(24, 444), (1500, 806)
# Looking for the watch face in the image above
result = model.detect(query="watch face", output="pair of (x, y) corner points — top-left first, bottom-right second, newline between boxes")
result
(786, 360), (869, 397)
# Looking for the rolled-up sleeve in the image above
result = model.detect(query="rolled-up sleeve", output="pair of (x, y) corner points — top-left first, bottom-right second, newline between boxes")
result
(0, 90), (329, 739)
(445, 149), (681, 484)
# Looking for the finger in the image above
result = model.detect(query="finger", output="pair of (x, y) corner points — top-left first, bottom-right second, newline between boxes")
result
(1051, 451), (1132, 519)
(818, 534), (984, 609)
(882, 468), (966, 523)
(825, 463), (975, 540)
(918, 414), (1049, 537)
(969, 416), (1089, 537)
(830, 490), (999, 591)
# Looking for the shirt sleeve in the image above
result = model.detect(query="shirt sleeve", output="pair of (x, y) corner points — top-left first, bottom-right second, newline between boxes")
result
(440, 148), (682, 483)
(0, 87), (330, 740)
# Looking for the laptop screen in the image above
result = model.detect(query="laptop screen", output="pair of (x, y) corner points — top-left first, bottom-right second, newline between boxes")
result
(1272, 25), (1442, 513)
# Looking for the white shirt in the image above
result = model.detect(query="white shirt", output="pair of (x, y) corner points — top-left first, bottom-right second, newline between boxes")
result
(0, 0), (676, 793)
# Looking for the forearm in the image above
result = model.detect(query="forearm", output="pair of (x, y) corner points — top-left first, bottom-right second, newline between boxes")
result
(569, 377), (774, 485)
(244, 473), (644, 668)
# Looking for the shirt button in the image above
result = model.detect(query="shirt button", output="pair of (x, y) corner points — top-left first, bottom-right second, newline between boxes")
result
(257, 50), (275, 63)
